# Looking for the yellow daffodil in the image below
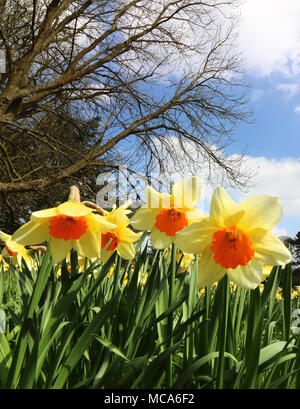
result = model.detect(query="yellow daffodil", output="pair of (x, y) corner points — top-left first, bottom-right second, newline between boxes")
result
(176, 250), (195, 272)
(130, 177), (206, 249)
(176, 187), (292, 290)
(276, 289), (282, 301)
(101, 201), (142, 261)
(12, 201), (117, 264)
(261, 265), (273, 282)
(0, 254), (10, 271)
(0, 230), (35, 269)
(165, 247), (194, 272)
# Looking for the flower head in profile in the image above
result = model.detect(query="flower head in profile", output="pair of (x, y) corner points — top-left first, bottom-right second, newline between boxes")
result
(12, 201), (117, 264)
(0, 230), (35, 269)
(101, 201), (142, 261)
(176, 187), (292, 290)
(0, 254), (10, 271)
(130, 177), (206, 249)
(165, 246), (194, 272)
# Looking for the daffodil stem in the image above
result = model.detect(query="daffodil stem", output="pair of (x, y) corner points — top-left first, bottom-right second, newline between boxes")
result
(167, 242), (177, 388)
(216, 274), (229, 389)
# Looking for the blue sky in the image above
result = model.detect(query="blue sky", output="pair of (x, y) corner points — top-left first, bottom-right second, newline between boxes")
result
(217, 0), (300, 239)
(106, 1), (300, 240)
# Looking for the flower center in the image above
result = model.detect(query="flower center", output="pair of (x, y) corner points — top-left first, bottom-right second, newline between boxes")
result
(49, 215), (88, 240)
(155, 207), (188, 236)
(5, 243), (18, 256)
(101, 232), (120, 251)
(211, 226), (254, 269)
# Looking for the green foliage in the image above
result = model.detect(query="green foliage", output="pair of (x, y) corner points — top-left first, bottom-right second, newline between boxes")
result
(0, 237), (300, 389)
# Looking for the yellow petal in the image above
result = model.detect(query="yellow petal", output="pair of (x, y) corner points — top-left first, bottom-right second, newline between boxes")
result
(227, 259), (263, 290)
(57, 201), (94, 217)
(75, 229), (101, 259)
(118, 227), (142, 243)
(184, 209), (207, 221)
(117, 241), (135, 260)
(31, 206), (59, 221)
(225, 210), (245, 227)
(172, 177), (202, 209)
(106, 208), (130, 227)
(210, 187), (240, 227)
(49, 237), (73, 264)
(0, 231), (11, 242)
(17, 249), (34, 269)
(151, 226), (172, 249)
(5, 238), (23, 254)
(253, 231), (292, 266)
(12, 220), (50, 245)
(88, 214), (117, 233)
(197, 249), (225, 288)
(130, 206), (159, 231)
(175, 217), (216, 254)
(22, 252), (35, 270)
(239, 195), (283, 231)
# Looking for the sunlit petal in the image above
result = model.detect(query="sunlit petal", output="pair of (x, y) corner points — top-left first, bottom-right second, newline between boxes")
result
(130, 206), (159, 231)
(253, 231), (292, 266)
(175, 218), (216, 254)
(151, 226), (172, 249)
(210, 187), (240, 227)
(57, 201), (93, 217)
(75, 229), (101, 259)
(0, 231), (11, 242)
(197, 249), (225, 288)
(31, 207), (59, 221)
(227, 259), (263, 290)
(49, 237), (73, 264)
(117, 241), (135, 260)
(12, 220), (50, 245)
(239, 195), (283, 231)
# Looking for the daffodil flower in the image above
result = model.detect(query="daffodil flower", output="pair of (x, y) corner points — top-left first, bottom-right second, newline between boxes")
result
(12, 201), (117, 264)
(261, 265), (273, 282)
(0, 230), (35, 269)
(101, 201), (142, 261)
(130, 177), (206, 249)
(175, 187), (292, 290)
(0, 254), (9, 271)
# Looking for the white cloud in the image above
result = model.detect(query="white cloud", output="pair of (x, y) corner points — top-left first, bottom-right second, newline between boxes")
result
(294, 105), (300, 115)
(276, 83), (299, 99)
(228, 155), (300, 218)
(239, 0), (300, 77)
(271, 226), (288, 238)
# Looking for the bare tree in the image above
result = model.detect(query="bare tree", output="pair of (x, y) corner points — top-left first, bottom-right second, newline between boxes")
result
(0, 0), (252, 229)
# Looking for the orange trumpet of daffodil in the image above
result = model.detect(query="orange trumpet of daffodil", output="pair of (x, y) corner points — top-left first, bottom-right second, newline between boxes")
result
(130, 177), (206, 249)
(176, 187), (292, 289)
(12, 201), (117, 264)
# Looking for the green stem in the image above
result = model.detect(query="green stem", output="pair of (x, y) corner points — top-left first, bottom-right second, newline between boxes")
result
(167, 242), (177, 388)
(216, 274), (229, 389)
